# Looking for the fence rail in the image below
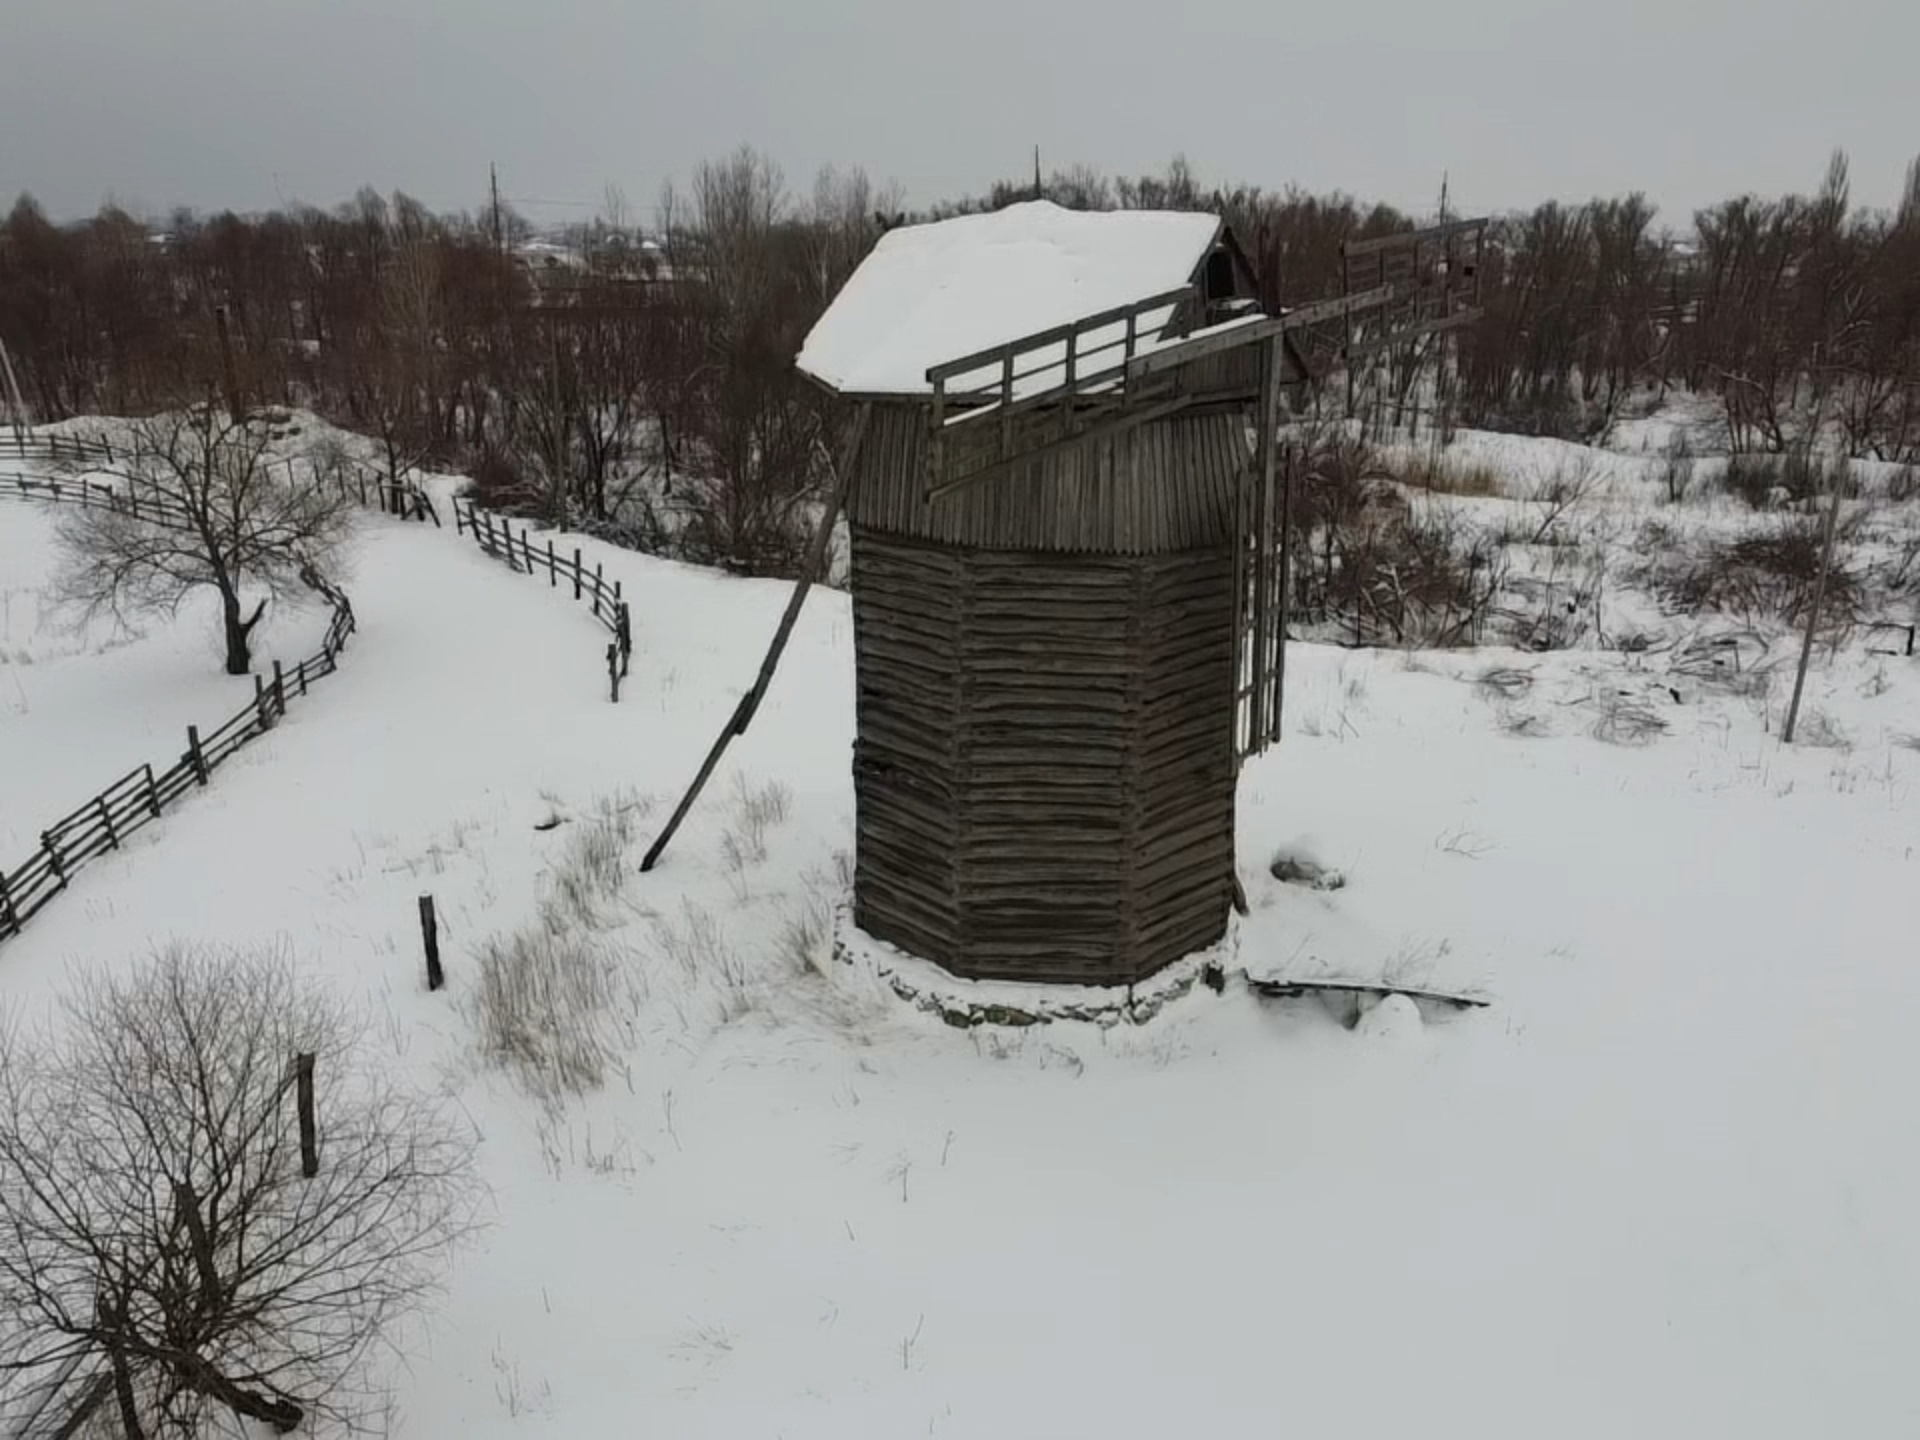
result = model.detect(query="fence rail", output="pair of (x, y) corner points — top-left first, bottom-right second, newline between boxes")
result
(0, 484), (357, 948)
(452, 498), (634, 694)
(0, 432), (117, 465)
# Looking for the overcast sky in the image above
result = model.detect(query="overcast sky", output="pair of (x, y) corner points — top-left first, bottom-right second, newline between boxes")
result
(4, 0), (1914, 231)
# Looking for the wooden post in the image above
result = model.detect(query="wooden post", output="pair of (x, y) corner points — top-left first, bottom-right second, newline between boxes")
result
(0, 871), (16, 938)
(548, 539), (557, 587)
(272, 659), (287, 717)
(187, 725), (208, 784)
(1784, 480), (1845, 744)
(573, 548), (583, 600)
(144, 764), (161, 819)
(214, 304), (243, 421)
(608, 642), (621, 703)
(1272, 339), (1293, 741)
(419, 895), (444, 991)
(641, 405), (872, 872)
(618, 602), (633, 677)
(41, 832), (67, 891)
(96, 795), (118, 850)
(294, 1052), (319, 1177)
(254, 673), (270, 727)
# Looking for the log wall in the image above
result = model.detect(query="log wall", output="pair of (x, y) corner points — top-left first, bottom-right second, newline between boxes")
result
(850, 404), (1248, 554)
(849, 527), (1237, 985)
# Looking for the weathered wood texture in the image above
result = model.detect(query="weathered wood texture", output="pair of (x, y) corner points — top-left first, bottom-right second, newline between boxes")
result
(849, 527), (1237, 985)
(853, 404), (1249, 555)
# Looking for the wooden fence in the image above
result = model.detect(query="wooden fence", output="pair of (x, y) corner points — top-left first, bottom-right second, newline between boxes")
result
(452, 498), (634, 695)
(0, 488), (357, 948)
(0, 432), (116, 465)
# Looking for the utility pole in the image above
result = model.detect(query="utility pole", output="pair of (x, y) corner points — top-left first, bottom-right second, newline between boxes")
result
(213, 305), (244, 422)
(0, 332), (28, 445)
(490, 162), (504, 259)
(1783, 459), (1846, 743)
(1032, 146), (1043, 201)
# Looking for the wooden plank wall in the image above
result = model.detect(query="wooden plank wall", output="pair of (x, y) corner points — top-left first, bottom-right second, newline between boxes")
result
(852, 404), (1248, 556)
(849, 528), (1235, 985)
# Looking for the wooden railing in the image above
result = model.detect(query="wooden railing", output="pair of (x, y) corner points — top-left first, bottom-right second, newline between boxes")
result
(452, 498), (634, 697)
(0, 432), (117, 465)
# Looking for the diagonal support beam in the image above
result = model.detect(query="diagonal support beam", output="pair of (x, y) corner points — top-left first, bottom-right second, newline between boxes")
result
(640, 404), (872, 872)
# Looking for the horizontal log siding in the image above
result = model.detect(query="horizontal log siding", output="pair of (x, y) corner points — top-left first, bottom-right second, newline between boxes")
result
(850, 527), (1236, 986)
(852, 403), (1248, 556)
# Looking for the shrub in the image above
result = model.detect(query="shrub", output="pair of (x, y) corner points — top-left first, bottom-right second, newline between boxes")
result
(1636, 518), (1863, 630)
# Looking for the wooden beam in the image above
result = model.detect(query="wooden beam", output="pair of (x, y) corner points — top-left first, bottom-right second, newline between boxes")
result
(925, 286), (1192, 385)
(933, 356), (1143, 444)
(1341, 217), (1487, 260)
(1341, 306), (1484, 363)
(640, 404), (873, 872)
(1124, 314), (1283, 382)
(925, 396), (1193, 501)
(1276, 281), (1413, 331)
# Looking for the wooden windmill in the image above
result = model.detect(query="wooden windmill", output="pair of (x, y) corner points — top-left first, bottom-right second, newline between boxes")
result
(646, 202), (1485, 987)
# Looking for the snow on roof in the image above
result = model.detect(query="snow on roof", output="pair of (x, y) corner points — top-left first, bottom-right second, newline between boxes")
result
(797, 201), (1223, 396)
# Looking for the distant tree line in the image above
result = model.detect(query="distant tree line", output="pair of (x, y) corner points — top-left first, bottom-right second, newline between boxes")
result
(4, 147), (1918, 569)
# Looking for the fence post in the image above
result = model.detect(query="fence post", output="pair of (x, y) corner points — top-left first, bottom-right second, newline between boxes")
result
(572, 548), (583, 600)
(0, 871), (16, 938)
(618, 602), (632, 677)
(96, 795), (119, 851)
(419, 895), (444, 991)
(454, 503), (464, 537)
(272, 660), (287, 717)
(254, 673), (270, 727)
(40, 832), (67, 892)
(548, 539), (557, 587)
(187, 726), (208, 784)
(295, 1053), (319, 1178)
(144, 764), (160, 820)
(608, 642), (621, 703)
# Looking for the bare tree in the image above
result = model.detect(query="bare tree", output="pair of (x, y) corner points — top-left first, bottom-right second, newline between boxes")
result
(54, 407), (357, 674)
(0, 943), (479, 1438)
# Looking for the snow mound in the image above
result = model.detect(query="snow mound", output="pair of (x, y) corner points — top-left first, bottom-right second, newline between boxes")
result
(1354, 992), (1424, 1039)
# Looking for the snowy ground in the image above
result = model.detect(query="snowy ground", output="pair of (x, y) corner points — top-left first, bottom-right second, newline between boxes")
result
(0, 527), (332, 855)
(2, 418), (1919, 1437)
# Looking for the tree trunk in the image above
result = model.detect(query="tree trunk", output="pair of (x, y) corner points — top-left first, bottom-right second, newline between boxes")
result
(220, 590), (268, 676)
(169, 1353), (303, 1434)
(109, 1343), (146, 1440)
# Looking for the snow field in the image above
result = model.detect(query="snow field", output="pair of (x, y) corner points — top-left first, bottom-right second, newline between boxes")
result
(0, 416), (1917, 1436)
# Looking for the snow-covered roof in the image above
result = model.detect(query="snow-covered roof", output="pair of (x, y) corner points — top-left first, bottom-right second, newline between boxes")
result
(796, 201), (1224, 396)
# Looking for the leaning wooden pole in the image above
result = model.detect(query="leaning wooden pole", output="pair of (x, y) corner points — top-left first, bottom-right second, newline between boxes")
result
(640, 404), (872, 872)
(1783, 467), (1845, 744)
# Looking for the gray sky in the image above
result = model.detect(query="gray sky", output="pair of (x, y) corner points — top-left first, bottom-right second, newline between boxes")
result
(4, 0), (1914, 230)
